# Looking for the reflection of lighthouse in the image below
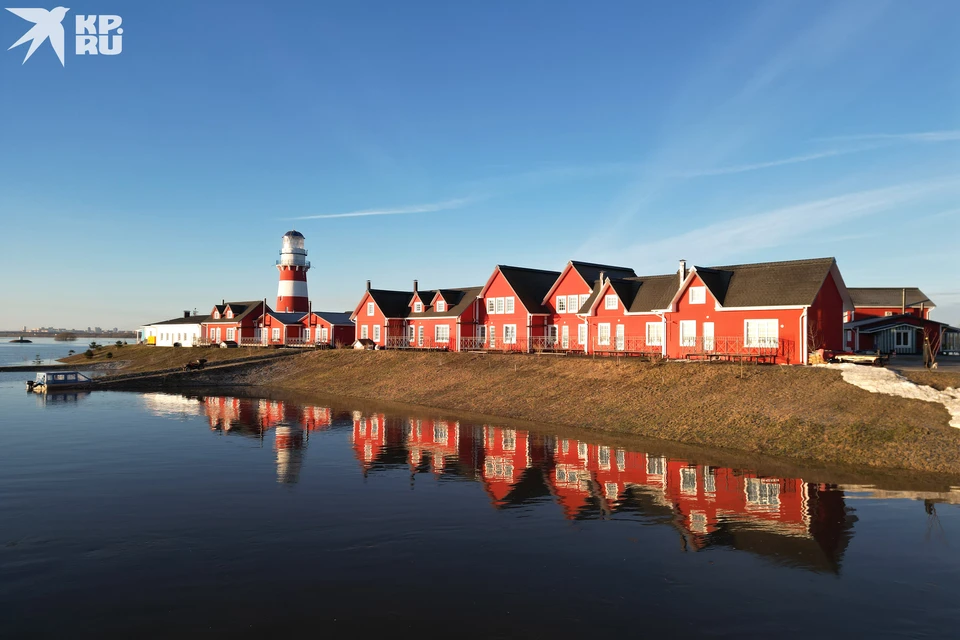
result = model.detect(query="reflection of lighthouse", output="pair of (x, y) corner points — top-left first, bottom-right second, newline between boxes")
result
(275, 425), (305, 484)
(276, 230), (310, 313)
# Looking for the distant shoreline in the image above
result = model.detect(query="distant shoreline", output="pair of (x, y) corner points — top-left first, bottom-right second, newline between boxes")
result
(0, 332), (136, 339)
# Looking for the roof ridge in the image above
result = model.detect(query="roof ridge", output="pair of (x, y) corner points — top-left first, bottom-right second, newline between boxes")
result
(570, 260), (635, 270)
(704, 256), (835, 270)
(498, 264), (561, 275)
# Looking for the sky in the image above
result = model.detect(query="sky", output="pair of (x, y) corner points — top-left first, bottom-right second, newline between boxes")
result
(0, 0), (958, 329)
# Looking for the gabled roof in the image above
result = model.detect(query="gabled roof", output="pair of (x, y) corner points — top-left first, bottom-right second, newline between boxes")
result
(542, 261), (638, 304)
(206, 301), (264, 323)
(848, 287), (935, 309)
(416, 286), (483, 318)
(355, 289), (413, 319)
(409, 290), (438, 310)
(688, 257), (840, 308)
(481, 265), (561, 314)
(147, 315), (211, 326)
(267, 310), (307, 325)
(581, 273), (679, 314)
(311, 311), (354, 326)
(844, 313), (957, 333)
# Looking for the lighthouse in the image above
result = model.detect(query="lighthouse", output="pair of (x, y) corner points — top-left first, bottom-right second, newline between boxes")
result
(276, 230), (310, 313)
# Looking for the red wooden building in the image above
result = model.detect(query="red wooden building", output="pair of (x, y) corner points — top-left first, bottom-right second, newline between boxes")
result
(581, 257), (852, 364)
(846, 287), (935, 322)
(302, 311), (355, 347)
(404, 283), (484, 350)
(201, 300), (266, 345)
(350, 281), (413, 348)
(476, 265), (561, 352)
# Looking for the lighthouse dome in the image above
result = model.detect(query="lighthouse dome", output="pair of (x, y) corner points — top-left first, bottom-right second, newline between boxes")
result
(283, 230), (304, 238)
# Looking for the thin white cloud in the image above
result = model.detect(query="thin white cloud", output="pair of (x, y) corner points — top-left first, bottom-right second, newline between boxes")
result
(289, 196), (477, 220)
(818, 130), (960, 144)
(668, 148), (864, 179)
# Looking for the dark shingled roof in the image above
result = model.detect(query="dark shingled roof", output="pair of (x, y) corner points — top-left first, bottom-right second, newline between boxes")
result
(148, 315), (211, 326)
(410, 290), (438, 309)
(496, 265), (561, 314)
(695, 257), (837, 307)
(578, 273), (680, 314)
(267, 311), (307, 325)
(569, 261), (637, 285)
(206, 301), (264, 323)
(848, 287), (935, 309)
(368, 289), (414, 319)
(312, 311), (354, 326)
(415, 286), (483, 318)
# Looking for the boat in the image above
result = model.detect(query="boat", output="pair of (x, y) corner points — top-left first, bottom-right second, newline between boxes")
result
(9, 336), (32, 343)
(26, 371), (92, 393)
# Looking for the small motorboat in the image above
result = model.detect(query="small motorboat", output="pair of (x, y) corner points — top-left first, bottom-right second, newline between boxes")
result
(9, 336), (32, 343)
(27, 371), (92, 393)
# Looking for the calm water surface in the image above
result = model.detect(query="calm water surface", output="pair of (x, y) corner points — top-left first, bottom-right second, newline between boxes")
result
(1, 369), (959, 637)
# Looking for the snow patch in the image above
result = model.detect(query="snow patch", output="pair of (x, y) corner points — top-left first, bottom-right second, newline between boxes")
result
(823, 363), (960, 429)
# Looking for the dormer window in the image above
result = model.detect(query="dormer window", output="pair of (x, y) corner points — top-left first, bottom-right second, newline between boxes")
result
(689, 286), (706, 304)
(436, 301), (445, 313)
(605, 294), (618, 310)
(414, 302), (423, 313)
(213, 311), (220, 319)
(367, 302), (374, 316)
(226, 310), (233, 319)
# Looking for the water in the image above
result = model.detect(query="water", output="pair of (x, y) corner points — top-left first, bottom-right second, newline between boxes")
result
(0, 336), (121, 367)
(1, 379), (959, 637)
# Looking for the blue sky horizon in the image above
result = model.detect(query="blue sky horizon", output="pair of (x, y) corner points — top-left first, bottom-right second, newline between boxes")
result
(1, 0), (958, 329)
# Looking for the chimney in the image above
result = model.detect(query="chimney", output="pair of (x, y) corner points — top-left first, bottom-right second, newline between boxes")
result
(366, 280), (371, 292)
(679, 259), (687, 285)
(183, 310), (190, 318)
(222, 299), (225, 306)
(599, 271), (605, 284)
(901, 288), (906, 315)
(413, 279), (418, 293)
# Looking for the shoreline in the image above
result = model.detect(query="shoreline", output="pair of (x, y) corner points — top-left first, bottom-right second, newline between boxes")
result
(63, 345), (960, 475)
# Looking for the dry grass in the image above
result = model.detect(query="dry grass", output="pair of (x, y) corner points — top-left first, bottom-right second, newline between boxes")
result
(243, 350), (960, 474)
(61, 344), (280, 373)
(900, 369), (960, 391)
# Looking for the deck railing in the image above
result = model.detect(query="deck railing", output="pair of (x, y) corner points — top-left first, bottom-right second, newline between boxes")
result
(677, 335), (791, 362)
(383, 335), (451, 350)
(591, 335), (662, 356)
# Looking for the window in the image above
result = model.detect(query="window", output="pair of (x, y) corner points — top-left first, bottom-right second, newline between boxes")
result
(486, 298), (495, 314)
(680, 467), (697, 494)
(579, 293), (589, 310)
(496, 297), (505, 314)
(577, 324), (586, 345)
(598, 323), (611, 346)
(435, 324), (450, 343)
(321, 327), (328, 343)
(647, 456), (666, 476)
(604, 294), (618, 310)
(703, 468), (716, 494)
(646, 322), (663, 346)
(845, 329), (853, 343)
(689, 286), (706, 304)
(556, 296), (567, 313)
(578, 442), (588, 459)
(360, 325), (368, 339)
(478, 325), (486, 342)
(567, 294), (578, 314)
(408, 325), (415, 341)
(744, 319), (778, 348)
(213, 311), (220, 319)
(884, 311), (894, 317)
(616, 449), (625, 471)
(505, 297), (514, 314)
(436, 300), (445, 313)
(895, 329), (912, 347)
(598, 446), (611, 470)
(502, 429), (516, 451)
(367, 302), (374, 316)
(745, 478), (780, 507)
(272, 328), (281, 341)
(226, 328), (235, 341)
(303, 328), (310, 342)
(373, 325), (380, 342)
(417, 326), (424, 346)
(503, 324), (517, 344)
(679, 320), (696, 347)
(414, 301), (423, 313)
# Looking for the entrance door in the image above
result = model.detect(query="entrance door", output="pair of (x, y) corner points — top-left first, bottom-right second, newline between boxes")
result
(703, 322), (714, 352)
(561, 325), (569, 349)
(615, 324), (625, 351)
(417, 326), (424, 347)
(548, 325), (558, 347)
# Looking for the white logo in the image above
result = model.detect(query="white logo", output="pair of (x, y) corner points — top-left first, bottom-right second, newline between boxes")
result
(6, 6), (122, 65)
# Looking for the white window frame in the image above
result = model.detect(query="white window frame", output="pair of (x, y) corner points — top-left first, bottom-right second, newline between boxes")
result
(556, 296), (567, 313)
(226, 310), (233, 319)
(271, 327), (281, 341)
(373, 324), (380, 342)
(579, 293), (589, 310)
(744, 319), (778, 348)
(688, 286), (706, 305)
(679, 320), (696, 347)
(486, 298), (495, 314)
(414, 301), (423, 313)
(496, 297), (505, 314)
(360, 325), (368, 339)
(321, 327), (328, 343)
(226, 328), (235, 341)
(489, 325), (496, 347)
(408, 325), (415, 342)
(604, 294), (618, 310)
(417, 325), (424, 346)
(303, 327), (310, 342)
(503, 324), (517, 344)
(435, 324), (450, 343)
(505, 297), (515, 314)
(577, 324), (586, 345)
(436, 300), (445, 313)
(598, 323), (611, 346)
(567, 294), (578, 314)
(366, 301), (374, 316)
(645, 322), (663, 346)
(213, 311), (220, 319)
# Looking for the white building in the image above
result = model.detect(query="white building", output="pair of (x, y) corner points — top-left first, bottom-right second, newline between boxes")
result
(141, 312), (207, 347)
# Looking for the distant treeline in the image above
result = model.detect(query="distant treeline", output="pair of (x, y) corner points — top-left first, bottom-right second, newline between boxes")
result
(0, 331), (136, 339)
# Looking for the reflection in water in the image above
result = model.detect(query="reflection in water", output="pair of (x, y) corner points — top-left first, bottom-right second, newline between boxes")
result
(140, 393), (958, 574)
(34, 391), (90, 407)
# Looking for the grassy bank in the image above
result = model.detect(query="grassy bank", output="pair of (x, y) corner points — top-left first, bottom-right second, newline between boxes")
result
(245, 350), (960, 474)
(62, 344), (280, 373)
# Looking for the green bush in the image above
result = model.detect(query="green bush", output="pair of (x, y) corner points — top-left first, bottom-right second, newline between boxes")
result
(115, 341), (123, 348)
(106, 352), (113, 359)
(84, 349), (94, 359)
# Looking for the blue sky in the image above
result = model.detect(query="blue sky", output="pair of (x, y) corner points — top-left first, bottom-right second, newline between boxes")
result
(0, 0), (958, 329)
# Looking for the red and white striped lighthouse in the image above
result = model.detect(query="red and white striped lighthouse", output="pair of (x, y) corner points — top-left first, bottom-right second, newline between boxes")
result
(276, 230), (310, 313)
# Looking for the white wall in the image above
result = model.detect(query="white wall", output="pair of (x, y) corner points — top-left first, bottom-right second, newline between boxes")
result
(147, 322), (203, 347)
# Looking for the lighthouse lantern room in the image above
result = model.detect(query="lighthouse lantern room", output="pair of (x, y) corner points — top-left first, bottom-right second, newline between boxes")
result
(276, 230), (311, 313)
